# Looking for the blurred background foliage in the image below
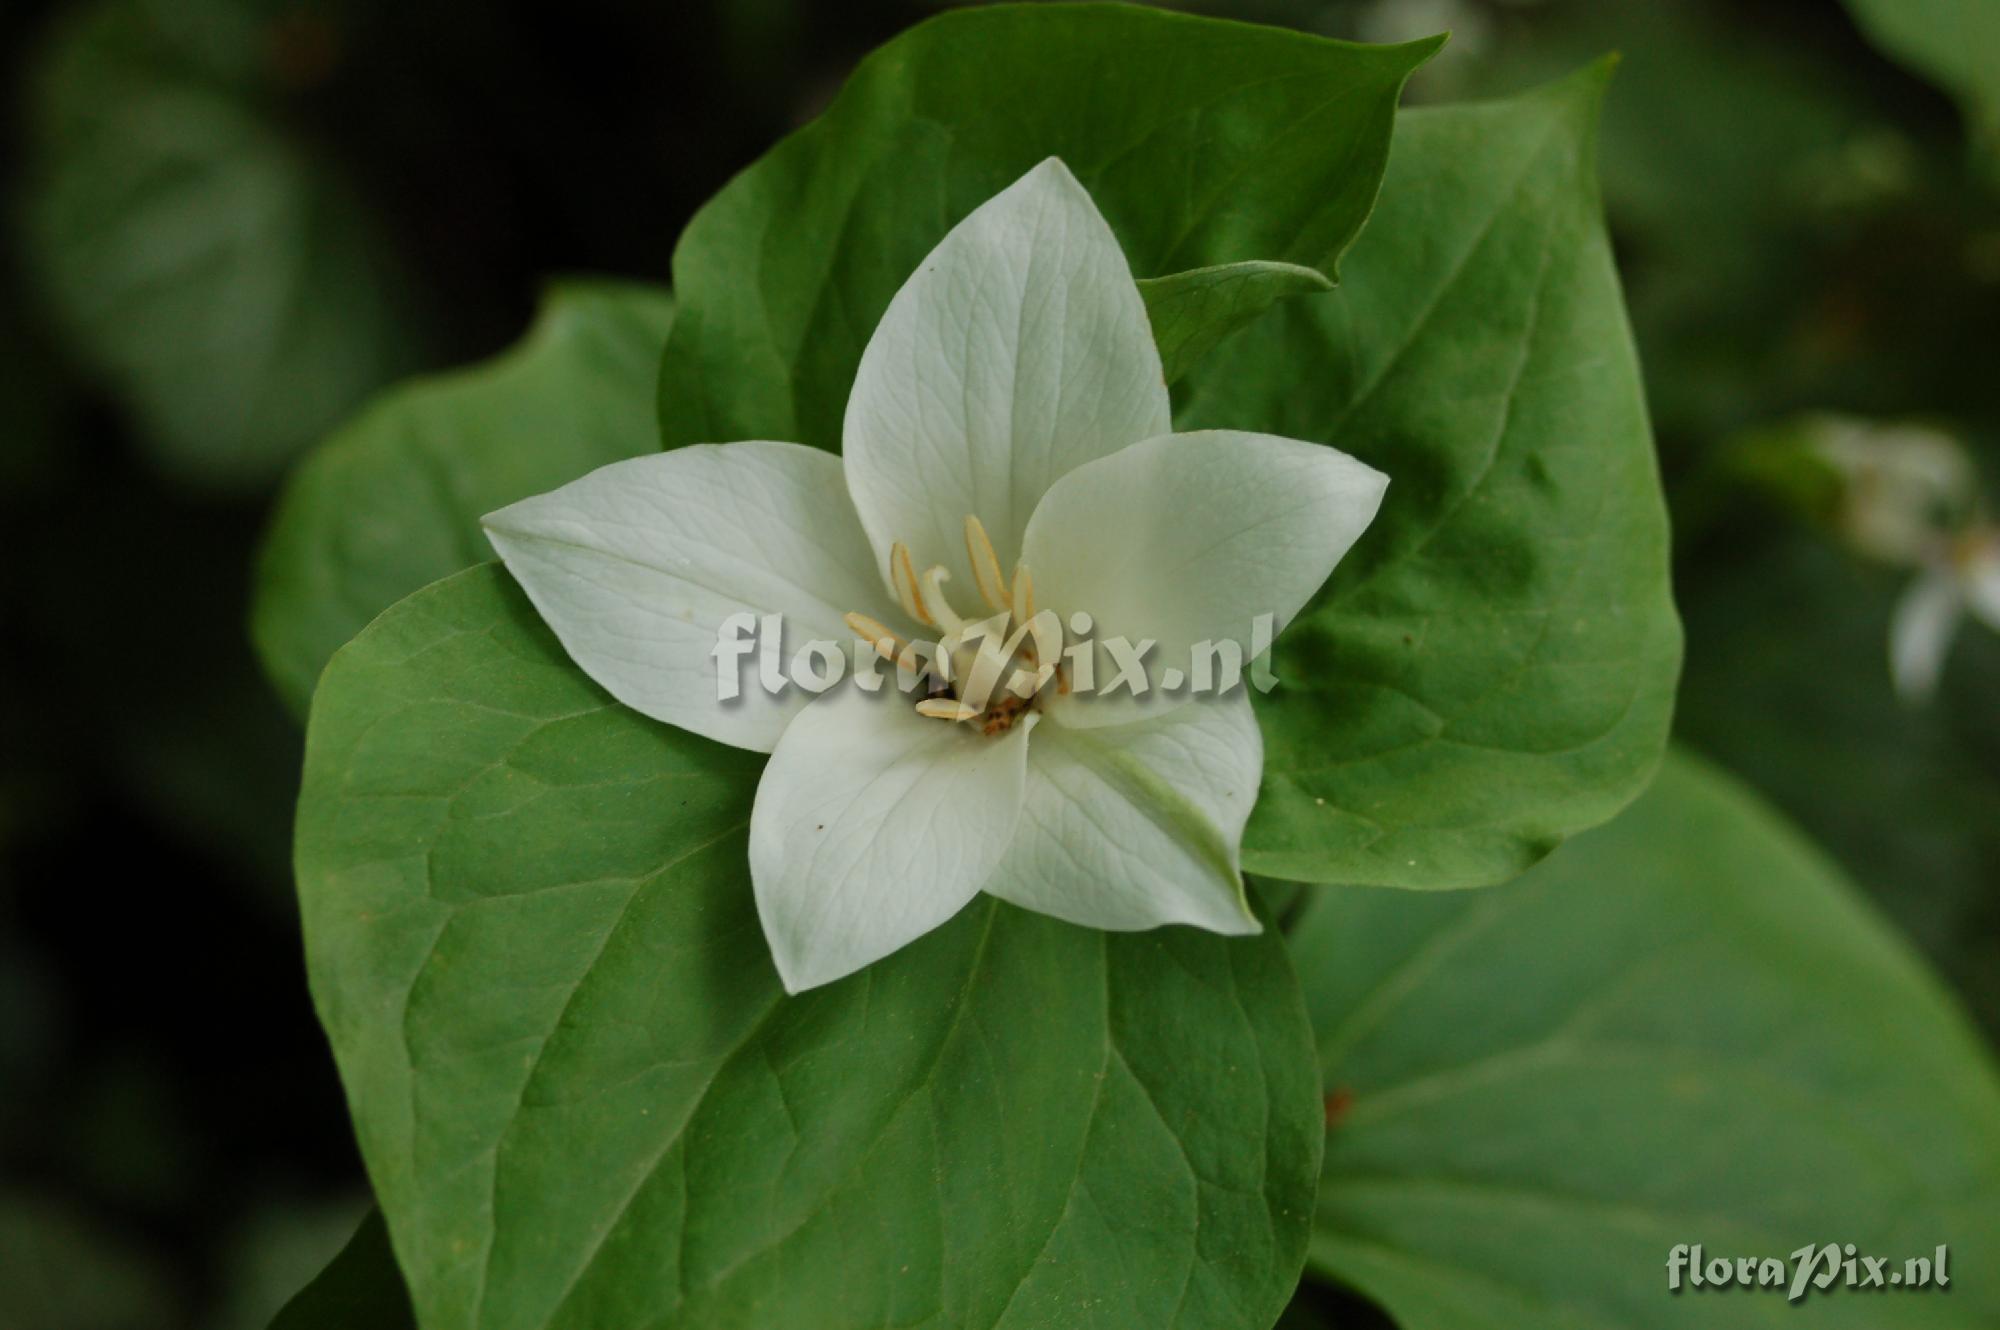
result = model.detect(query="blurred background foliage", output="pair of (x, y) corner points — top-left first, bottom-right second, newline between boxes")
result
(2, 0), (1996, 1324)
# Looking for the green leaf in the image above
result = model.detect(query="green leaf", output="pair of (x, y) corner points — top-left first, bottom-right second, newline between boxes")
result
(253, 281), (672, 714)
(1425, 3), (1881, 442)
(20, 0), (420, 487)
(657, 4), (1440, 450)
(296, 562), (1323, 1330)
(1139, 262), (1335, 386)
(1844, 0), (2000, 165)
(1293, 750), (2000, 1328)
(271, 1211), (415, 1330)
(1178, 65), (1682, 889)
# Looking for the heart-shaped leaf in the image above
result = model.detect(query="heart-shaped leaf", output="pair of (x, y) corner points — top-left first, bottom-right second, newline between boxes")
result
(655, 5), (1439, 451)
(1179, 67), (1682, 889)
(1294, 751), (2000, 1328)
(295, 564), (1323, 1330)
(253, 282), (672, 713)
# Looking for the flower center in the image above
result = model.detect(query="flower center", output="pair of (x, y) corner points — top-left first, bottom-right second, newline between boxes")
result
(843, 514), (1059, 735)
(1947, 525), (2000, 573)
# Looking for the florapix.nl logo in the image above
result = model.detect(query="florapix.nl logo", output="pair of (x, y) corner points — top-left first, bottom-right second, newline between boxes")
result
(1667, 1243), (1950, 1302)
(710, 609), (1284, 718)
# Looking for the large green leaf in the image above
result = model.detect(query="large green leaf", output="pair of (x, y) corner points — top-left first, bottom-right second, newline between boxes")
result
(655, 3), (1439, 450)
(1293, 751), (2000, 1328)
(296, 563), (1323, 1330)
(253, 282), (672, 714)
(21, 0), (419, 487)
(1844, 0), (2000, 166)
(1178, 68), (1681, 889)
(1422, 0), (1882, 443)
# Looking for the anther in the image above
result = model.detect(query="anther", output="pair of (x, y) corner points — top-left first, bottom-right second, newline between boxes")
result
(964, 514), (1008, 612)
(914, 698), (982, 723)
(843, 612), (907, 662)
(891, 542), (932, 626)
(1011, 564), (1035, 622)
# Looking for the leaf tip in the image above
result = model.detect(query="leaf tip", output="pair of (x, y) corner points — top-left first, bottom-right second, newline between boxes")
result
(1406, 30), (1450, 63)
(1561, 51), (1623, 106)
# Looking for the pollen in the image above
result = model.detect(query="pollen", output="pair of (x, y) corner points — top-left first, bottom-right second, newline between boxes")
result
(977, 691), (1035, 736)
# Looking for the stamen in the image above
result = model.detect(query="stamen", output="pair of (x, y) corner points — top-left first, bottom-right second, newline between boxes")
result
(871, 528), (1060, 732)
(964, 514), (1008, 612)
(919, 565), (968, 633)
(915, 698), (982, 723)
(1011, 564), (1035, 622)
(843, 612), (907, 662)
(890, 542), (932, 626)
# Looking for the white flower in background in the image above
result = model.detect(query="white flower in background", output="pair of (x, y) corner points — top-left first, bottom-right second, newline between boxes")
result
(1802, 416), (1998, 701)
(483, 159), (1386, 991)
(1809, 417), (1975, 566)
(1891, 530), (2000, 701)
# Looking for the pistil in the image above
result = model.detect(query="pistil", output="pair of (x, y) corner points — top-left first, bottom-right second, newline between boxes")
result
(918, 566), (968, 633)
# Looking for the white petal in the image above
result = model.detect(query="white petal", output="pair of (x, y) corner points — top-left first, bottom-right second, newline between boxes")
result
(483, 442), (892, 753)
(843, 158), (1171, 593)
(750, 688), (1032, 992)
(1022, 430), (1386, 729)
(1963, 548), (2000, 632)
(982, 694), (1263, 936)
(1889, 567), (1963, 702)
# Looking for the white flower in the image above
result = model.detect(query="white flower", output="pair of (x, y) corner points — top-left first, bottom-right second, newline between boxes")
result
(1806, 416), (1976, 566)
(1890, 530), (2000, 702)
(1798, 416), (1998, 701)
(483, 159), (1386, 991)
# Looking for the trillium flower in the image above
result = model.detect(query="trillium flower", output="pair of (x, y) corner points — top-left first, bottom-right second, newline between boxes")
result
(484, 159), (1386, 991)
(1890, 531), (2000, 702)
(1806, 416), (1976, 567)
(1794, 415), (1997, 702)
